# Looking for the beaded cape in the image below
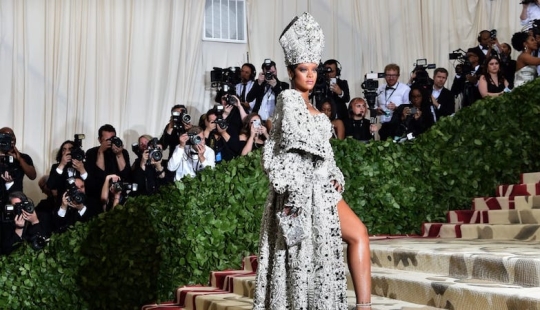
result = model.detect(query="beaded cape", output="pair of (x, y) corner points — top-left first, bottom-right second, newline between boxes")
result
(252, 89), (348, 309)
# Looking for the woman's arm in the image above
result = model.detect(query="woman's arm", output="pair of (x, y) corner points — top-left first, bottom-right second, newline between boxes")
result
(333, 119), (346, 140)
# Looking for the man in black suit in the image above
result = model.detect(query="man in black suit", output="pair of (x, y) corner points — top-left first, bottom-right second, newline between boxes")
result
(245, 59), (289, 124)
(323, 59), (350, 121)
(469, 30), (496, 66)
(430, 68), (455, 121)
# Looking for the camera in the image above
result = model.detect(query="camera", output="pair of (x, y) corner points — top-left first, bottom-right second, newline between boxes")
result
(3, 200), (35, 222)
(213, 104), (229, 130)
(490, 29), (497, 39)
(222, 84), (238, 106)
(449, 49), (474, 76)
(211, 66), (241, 87)
(70, 134), (86, 161)
(311, 63), (332, 104)
(111, 181), (138, 193)
(187, 132), (202, 146)
(171, 110), (192, 131)
(361, 72), (384, 108)
(263, 59), (274, 80)
(412, 59), (436, 87)
(146, 138), (163, 164)
(66, 177), (86, 204)
(408, 107), (418, 115)
(30, 233), (49, 251)
(0, 133), (13, 153)
(109, 136), (123, 148)
(252, 119), (261, 128)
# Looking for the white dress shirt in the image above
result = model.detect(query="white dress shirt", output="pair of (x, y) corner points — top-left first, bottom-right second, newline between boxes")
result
(376, 82), (411, 123)
(167, 144), (215, 181)
(236, 80), (255, 112)
(251, 85), (276, 121)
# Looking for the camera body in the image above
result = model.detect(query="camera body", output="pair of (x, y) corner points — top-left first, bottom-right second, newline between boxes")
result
(111, 181), (138, 194)
(361, 72), (384, 108)
(449, 49), (474, 77)
(0, 133), (13, 153)
(70, 134), (86, 162)
(263, 59), (275, 80)
(490, 29), (497, 39)
(210, 66), (241, 88)
(408, 107), (418, 115)
(221, 84), (238, 107)
(109, 136), (123, 148)
(171, 111), (192, 131)
(66, 177), (86, 204)
(412, 59), (436, 87)
(3, 200), (35, 222)
(146, 138), (163, 164)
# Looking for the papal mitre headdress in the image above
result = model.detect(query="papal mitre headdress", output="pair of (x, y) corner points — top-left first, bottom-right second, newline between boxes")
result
(279, 12), (325, 66)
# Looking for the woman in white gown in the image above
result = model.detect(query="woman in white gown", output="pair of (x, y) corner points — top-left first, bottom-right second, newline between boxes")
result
(511, 31), (540, 87)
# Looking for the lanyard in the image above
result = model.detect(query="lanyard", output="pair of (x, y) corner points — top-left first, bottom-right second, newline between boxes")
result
(385, 82), (398, 105)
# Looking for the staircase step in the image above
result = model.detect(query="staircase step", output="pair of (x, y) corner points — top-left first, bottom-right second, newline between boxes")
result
(497, 183), (540, 197)
(369, 238), (540, 287)
(168, 285), (444, 310)
(521, 172), (540, 184)
(372, 267), (540, 309)
(472, 195), (540, 211)
(447, 209), (540, 224)
(422, 223), (540, 240)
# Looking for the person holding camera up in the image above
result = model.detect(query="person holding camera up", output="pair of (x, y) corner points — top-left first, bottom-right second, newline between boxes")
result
(47, 139), (89, 206)
(202, 107), (243, 162)
(246, 59), (289, 126)
(521, 0), (540, 27)
(323, 59), (350, 121)
(131, 135), (170, 195)
(167, 126), (215, 181)
(238, 113), (269, 155)
(159, 104), (193, 159)
(1, 191), (49, 255)
(0, 127), (36, 195)
(53, 176), (98, 233)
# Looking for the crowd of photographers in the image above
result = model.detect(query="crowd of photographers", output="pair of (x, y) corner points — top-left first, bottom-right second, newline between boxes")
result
(2, 4), (540, 254)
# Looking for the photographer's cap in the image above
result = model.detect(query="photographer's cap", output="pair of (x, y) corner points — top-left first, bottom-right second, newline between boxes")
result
(279, 12), (324, 66)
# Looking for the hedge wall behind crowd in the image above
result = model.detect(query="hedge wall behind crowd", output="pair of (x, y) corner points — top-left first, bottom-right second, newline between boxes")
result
(1, 80), (540, 309)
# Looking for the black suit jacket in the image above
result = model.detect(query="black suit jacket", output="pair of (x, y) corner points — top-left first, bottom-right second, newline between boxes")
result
(434, 88), (455, 120)
(330, 78), (350, 121)
(246, 79), (289, 119)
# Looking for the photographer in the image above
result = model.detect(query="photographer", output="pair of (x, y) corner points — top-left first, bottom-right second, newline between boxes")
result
(214, 87), (247, 134)
(469, 30), (498, 66)
(380, 85), (434, 141)
(100, 174), (137, 212)
(246, 59), (289, 124)
(53, 176), (97, 233)
(159, 105), (193, 159)
(236, 63), (257, 113)
(47, 139), (90, 206)
(203, 107), (243, 162)
(0, 127), (37, 194)
(323, 59), (351, 121)
(84, 124), (131, 199)
(1, 191), (49, 255)
(167, 126), (215, 181)
(451, 48), (482, 108)
(132, 135), (170, 195)
(376, 64), (411, 124)
(521, 0), (540, 26)
(239, 113), (269, 155)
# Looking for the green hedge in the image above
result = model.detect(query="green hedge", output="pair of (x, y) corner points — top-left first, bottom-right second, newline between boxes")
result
(1, 79), (540, 309)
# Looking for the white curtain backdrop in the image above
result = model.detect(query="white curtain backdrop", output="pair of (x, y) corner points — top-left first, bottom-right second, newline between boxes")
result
(0, 0), (522, 199)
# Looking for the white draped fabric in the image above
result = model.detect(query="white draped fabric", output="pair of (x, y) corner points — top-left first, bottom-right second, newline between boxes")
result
(0, 0), (521, 199)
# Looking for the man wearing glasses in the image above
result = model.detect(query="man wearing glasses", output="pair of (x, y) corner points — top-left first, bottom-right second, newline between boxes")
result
(376, 64), (411, 124)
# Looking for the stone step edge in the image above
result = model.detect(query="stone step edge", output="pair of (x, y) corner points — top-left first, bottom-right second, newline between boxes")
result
(447, 209), (540, 224)
(422, 223), (540, 240)
(372, 267), (540, 309)
(472, 195), (540, 211)
(521, 172), (540, 184)
(156, 287), (446, 310)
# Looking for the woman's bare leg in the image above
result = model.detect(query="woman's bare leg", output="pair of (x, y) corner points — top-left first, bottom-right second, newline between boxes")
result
(337, 199), (372, 308)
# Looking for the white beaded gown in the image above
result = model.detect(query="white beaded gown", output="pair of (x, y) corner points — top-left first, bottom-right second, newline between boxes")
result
(514, 65), (537, 87)
(253, 89), (348, 310)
